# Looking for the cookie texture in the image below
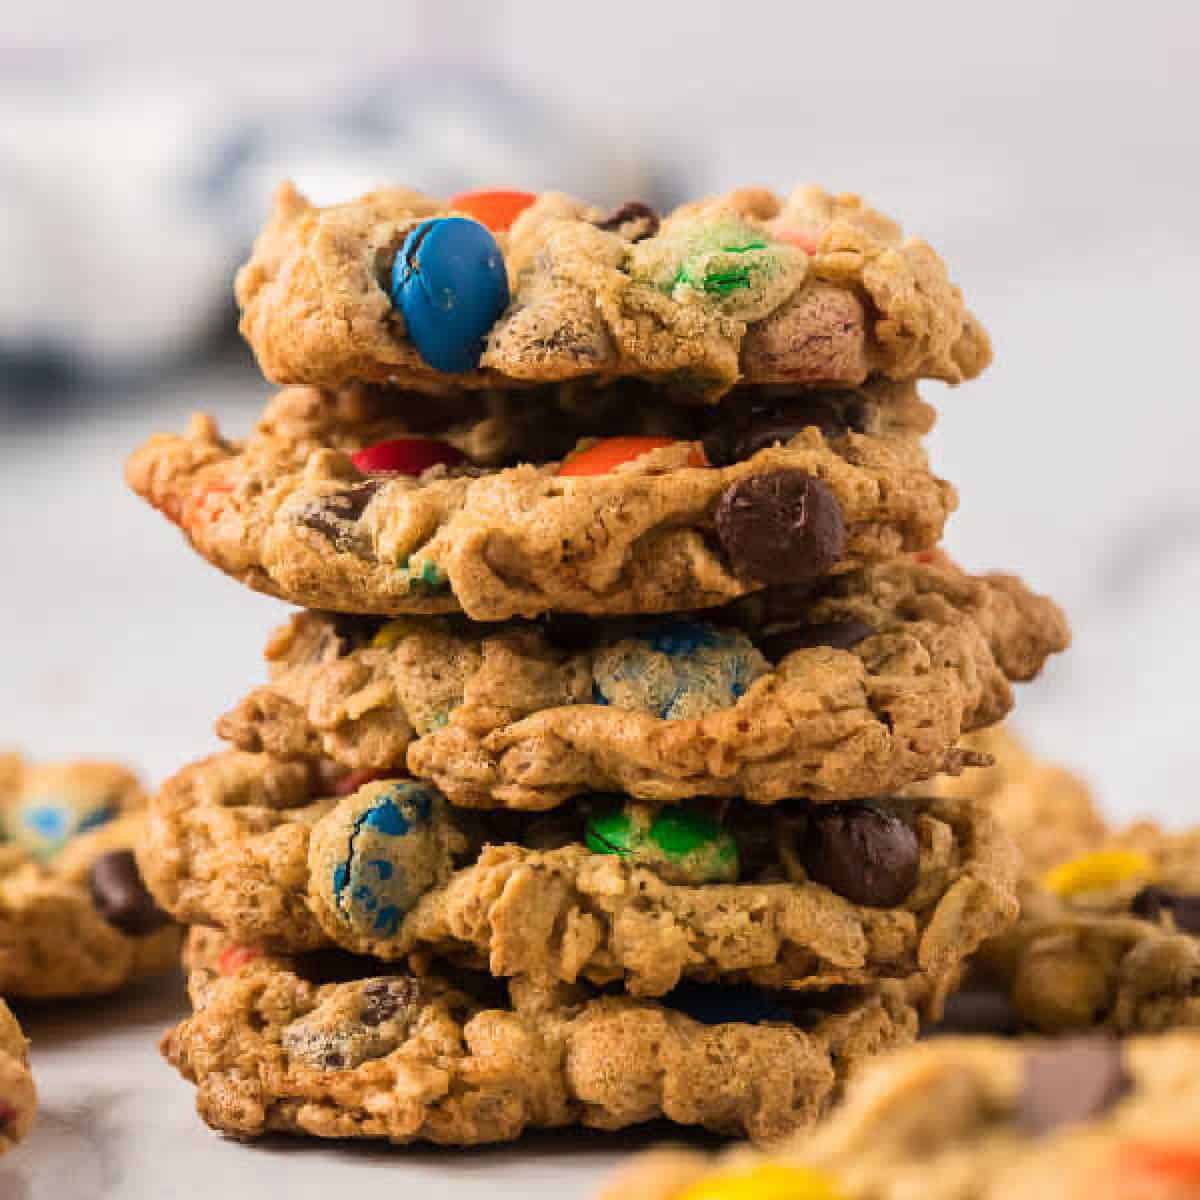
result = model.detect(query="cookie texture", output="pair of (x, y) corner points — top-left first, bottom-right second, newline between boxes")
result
(925, 729), (1200, 1035)
(0, 755), (179, 997)
(598, 1034), (1200, 1200)
(982, 823), (1200, 1035)
(236, 183), (990, 396)
(125, 383), (956, 621)
(216, 558), (1068, 810)
(0, 999), (36, 1155)
(139, 754), (1018, 1006)
(167, 928), (919, 1146)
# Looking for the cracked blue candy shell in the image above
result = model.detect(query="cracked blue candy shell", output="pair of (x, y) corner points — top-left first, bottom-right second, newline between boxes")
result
(328, 782), (453, 940)
(390, 217), (510, 373)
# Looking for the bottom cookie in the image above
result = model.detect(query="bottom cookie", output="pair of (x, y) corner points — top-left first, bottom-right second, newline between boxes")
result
(600, 1033), (1200, 1200)
(0, 999), (35, 1155)
(167, 928), (918, 1146)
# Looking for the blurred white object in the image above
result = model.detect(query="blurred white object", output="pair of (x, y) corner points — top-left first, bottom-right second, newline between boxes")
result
(0, 57), (654, 380)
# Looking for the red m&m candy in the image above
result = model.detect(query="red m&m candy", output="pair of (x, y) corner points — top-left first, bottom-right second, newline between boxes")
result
(216, 944), (261, 976)
(351, 438), (465, 477)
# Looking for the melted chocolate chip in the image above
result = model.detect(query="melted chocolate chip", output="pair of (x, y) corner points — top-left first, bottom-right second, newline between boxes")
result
(1131, 885), (1200, 934)
(758, 618), (876, 663)
(702, 393), (870, 467)
(1018, 1037), (1130, 1135)
(714, 470), (847, 586)
(89, 850), (170, 936)
(295, 480), (382, 547)
(594, 201), (660, 241)
(802, 803), (920, 908)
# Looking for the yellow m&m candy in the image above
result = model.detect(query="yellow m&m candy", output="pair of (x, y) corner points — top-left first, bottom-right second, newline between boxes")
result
(1042, 849), (1156, 898)
(678, 1163), (844, 1200)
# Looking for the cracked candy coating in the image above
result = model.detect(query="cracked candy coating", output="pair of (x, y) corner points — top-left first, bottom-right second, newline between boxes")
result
(0, 999), (35, 1155)
(125, 382), (955, 621)
(139, 754), (1018, 1006)
(215, 558), (1068, 810)
(599, 1033), (1200, 1200)
(168, 927), (919, 1147)
(235, 182), (989, 396)
(0, 754), (179, 998)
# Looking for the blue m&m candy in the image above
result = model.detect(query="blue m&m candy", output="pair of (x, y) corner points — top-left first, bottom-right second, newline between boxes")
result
(311, 780), (463, 948)
(390, 217), (510, 373)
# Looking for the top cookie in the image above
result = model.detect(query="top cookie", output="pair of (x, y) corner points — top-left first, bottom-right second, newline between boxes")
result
(236, 183), (991, 398)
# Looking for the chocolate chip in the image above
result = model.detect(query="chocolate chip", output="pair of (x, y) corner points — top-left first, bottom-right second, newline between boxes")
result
(361, 977), (423, 1026)
(702, 393), (870, 467)
(1018, 1037), (1130, 1135)
(758, 618), (875, 663)
(295, 480), (382, 548)
(1131, 885), (1200, 934)
(802, 803), (920, 908)
(714, 470), (847, 586)
(89, 850), (170, 936)
(594, 201), (660, 241)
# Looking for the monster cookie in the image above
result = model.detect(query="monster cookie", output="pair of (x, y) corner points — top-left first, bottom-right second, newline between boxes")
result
(0, 755), (179, 997)
(236, 183), (990, 396)
(0, 1000), (35, 1155)
(215, 558), (1068, 809)
(126, 381), (956, 620)
(167, 927), (919, 1146)
(599, 1035), (1200, 1200)
(140, 756), (1018, 1005)
(1, 753), (145, 861)
(979, 823), (1200, 1035)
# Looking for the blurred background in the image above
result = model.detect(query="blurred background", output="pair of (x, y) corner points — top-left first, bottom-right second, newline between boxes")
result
(1, 0), (1196, 825)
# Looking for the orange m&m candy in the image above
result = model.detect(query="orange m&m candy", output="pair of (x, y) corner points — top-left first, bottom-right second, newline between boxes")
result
(558, 437), (707, 477)
(447, 190), (537, 232)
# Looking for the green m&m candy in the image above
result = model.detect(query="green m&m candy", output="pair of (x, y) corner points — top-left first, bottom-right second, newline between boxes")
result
(585, 801), (738, 885)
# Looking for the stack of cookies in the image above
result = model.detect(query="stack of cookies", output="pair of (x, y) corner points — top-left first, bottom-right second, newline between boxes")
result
(127, 183), (1068, 1147)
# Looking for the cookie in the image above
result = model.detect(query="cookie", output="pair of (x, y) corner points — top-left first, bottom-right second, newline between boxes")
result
(0, 999), (35, 1156)
(235, 183), (990, 397)
(139, 755), (1019, 1006)
(125, 382), (956, 621)
(0, 754), (179, 997)
(982, 823), (1200, 1035)
(166, 926), (919, 1146)
(215, 558), (1068, 810)
(599, 1034), (1200, 1200)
